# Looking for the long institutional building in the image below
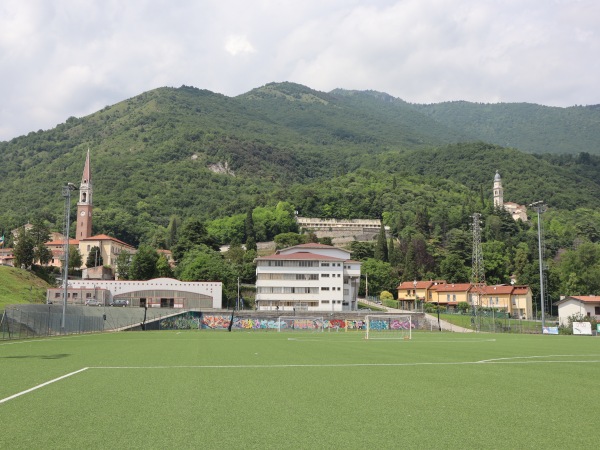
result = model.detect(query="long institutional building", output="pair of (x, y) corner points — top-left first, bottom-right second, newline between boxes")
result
(255, 243), (362, 312)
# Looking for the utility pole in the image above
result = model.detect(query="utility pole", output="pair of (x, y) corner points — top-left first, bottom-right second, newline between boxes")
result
(61, 183), (77, 333)
(529, 201), (547, 328)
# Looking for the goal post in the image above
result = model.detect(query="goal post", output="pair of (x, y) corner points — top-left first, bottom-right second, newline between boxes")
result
(365, 314), (412, 340)
(277, 317), (324, 332)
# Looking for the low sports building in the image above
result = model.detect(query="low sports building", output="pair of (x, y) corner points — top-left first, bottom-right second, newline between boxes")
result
(47, 277), (222, 309)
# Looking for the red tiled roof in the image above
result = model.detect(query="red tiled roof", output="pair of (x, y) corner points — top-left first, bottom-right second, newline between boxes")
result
(512, 286), (530, 295)
(397, 280), (446, 290)
(46, 239), (79, 246)
(431, 283), (472, 293)
(257, 251), (346, 261)
(81, 234), (135, 248)
(569, 296), (600, 303)
(481, 285), (514, 295)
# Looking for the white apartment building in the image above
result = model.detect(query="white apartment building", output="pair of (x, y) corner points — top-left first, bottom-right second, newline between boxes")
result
(255, 243), (362, 312)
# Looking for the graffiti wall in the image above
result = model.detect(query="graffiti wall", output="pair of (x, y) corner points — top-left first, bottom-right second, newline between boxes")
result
(158, 313), (416, 331)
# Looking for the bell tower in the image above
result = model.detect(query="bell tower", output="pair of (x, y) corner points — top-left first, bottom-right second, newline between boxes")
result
(76, 149), (93, 240)
(493, 170), (503, 209)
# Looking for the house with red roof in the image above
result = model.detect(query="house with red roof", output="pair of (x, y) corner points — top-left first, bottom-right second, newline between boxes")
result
(396, 280), (533, 318)
(555, 295), (600, 326)
(255, 243), (362, 312)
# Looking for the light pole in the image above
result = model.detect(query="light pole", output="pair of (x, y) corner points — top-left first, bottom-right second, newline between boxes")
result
(413, 279), (418, 312)
(529, 201), (546, 328)
(61, 182), (77, 333)
(435, 301), (442, 332)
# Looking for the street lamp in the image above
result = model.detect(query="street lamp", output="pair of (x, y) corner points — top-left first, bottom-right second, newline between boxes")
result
(61, 182), (78, 332)
(435, 301), (442, 332)
(529, 201), (546, 328)
(413, 279), (418, 312)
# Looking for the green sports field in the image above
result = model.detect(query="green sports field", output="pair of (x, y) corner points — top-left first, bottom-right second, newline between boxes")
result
(1, 331), (598, 449)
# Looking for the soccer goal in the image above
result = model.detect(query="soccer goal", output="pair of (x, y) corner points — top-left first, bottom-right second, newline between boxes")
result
(365, 315), (412, 340)
(277, 317), (324, 332)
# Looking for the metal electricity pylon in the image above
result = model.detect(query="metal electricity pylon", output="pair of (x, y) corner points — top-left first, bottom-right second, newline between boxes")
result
(471, 213), (486, 330)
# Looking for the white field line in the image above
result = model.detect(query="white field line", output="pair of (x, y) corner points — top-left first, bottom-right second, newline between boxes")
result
(0, 367), (89, 405)
(477, 354), (600, 363)
(90, 358), (600, 370)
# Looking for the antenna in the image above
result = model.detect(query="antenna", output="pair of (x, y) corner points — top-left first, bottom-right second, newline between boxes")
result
(471, 213), (485, 331)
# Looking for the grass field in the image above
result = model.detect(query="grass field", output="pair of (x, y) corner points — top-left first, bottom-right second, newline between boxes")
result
(1, 330), (599, 449)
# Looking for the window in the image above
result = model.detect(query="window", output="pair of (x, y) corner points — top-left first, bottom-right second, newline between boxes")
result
(595, 306), (600, 315)
(447, 294), (450, 301)
(322, 300), (330, 304)
(321, 274), (330, 278)
(452, 294), (456, 301)
(55, 293), (61, 298)
(321, 263), (330, 267)
(321, 287), (330, 291)
(86, 293), (92, 298)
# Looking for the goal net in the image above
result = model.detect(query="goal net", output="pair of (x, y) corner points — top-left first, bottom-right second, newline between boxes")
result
(277, 317), (324, 332)
(365, 315), (412, 340)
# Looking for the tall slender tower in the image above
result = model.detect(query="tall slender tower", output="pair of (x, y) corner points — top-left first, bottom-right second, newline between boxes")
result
(76, 149), (93, 240)
(493, 171), (503, 208)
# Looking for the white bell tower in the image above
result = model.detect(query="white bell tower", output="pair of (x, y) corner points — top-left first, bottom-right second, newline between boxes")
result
(493, 171), (503, 209)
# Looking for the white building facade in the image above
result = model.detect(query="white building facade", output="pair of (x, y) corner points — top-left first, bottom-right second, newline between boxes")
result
(555, 295), (600, 326)
(49, 278), (222, 309)
(255, 243), (362, 312)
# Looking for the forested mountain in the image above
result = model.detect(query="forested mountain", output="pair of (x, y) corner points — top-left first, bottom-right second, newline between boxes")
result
(413, 101), (600, 155)
(3, 81), (600, 308)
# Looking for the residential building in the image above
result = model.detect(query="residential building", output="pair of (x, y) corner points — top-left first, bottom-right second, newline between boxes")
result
(396, 280), (446, 310)
(555, 295), (600, 326)
(255, 243), (361, 312)
(397, 280), (533, 318)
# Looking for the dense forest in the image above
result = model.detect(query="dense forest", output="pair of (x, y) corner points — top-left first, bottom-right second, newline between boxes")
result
(2, 82), (600, 309)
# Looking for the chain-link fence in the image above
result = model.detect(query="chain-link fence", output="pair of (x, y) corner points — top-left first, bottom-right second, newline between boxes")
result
(1, 306), (105, 339)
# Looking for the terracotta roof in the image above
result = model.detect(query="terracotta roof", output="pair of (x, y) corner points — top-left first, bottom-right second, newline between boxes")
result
(431, 283), (472, 293)
(46, 239), (79, 246)
(257, 251), (346, 262)
(566, 295), (600, 304)
(512, 286), (530, 295)
(397, 280), (446, 290)
(81, 234), (135, 248)
(481, 285), (515, 295)
(81, 148), (91, 183)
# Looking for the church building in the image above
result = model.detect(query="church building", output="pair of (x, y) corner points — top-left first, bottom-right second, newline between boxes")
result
(44, 150), (136, 278)
(493, 171), (528, 222)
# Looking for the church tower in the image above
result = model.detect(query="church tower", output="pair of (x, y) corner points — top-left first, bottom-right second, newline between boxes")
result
(493, 171), (504, 209)
(76, 149), (93, 240)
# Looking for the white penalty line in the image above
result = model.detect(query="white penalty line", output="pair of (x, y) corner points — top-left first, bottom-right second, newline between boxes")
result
(0, 367), (88, 405)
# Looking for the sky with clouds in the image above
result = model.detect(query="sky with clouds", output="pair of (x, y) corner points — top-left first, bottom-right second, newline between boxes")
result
(1, 0), (598, 141)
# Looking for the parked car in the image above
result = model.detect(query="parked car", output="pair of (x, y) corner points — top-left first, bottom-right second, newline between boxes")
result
(110, 300), (128, 307)
(85, 299), (103, 306)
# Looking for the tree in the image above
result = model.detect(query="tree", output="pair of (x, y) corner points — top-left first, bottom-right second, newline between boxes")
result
(176, 246), (237, 301)
(440, 253), (470, 283)
(360, 258), (398, 297)
(13, 227), (35, 269)
(374, 224), (389, 262)
(130, 245), (159, 280)
(86, 246), (103, 268)
(274, 232), (306, 249)
(30, 219), (52, 266)
(156, 253), (174, 278)
(62, 245), (82, 273)
(116, 251), (132, 280)
(171, 218), (218, 262)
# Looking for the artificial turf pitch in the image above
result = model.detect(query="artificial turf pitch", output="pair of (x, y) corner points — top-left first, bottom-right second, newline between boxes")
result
(1, 331), (599, 449)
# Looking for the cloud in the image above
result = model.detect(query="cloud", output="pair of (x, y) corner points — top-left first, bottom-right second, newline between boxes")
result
(224, 35), (256, 56)
(0, 0), (598, 140)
